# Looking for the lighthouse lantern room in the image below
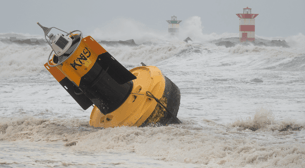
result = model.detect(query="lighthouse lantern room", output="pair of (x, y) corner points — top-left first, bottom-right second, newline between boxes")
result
(166, 16), (182, 36)
(236, 7), (258, 42)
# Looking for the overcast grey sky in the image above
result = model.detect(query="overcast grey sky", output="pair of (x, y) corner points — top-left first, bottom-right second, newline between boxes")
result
(0, 0), (304, 37)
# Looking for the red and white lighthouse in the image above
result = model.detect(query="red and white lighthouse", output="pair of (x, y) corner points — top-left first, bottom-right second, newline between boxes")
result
(236, 7), (258, 42)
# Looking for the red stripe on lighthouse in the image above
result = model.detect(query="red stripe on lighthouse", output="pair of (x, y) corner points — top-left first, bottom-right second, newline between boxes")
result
(240, 25), (255, 31)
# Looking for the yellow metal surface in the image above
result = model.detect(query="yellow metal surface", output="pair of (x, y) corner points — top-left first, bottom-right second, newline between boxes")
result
(55, 36), (106, 86)
(44, 60), (65, 82)
(89, 66), (166, 128)
(47, 35), (167, 128)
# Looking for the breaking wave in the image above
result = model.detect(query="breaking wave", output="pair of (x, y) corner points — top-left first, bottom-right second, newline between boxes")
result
(1, 40), (304, 79)
(0, 17), (304, 79)
(0, 117), (94, 142)
(1, 111), (305, 167)
(231, 108), (304, 132)
(0, 44), (50, 78)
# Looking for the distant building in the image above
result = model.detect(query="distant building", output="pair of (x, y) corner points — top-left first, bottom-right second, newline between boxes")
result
(166, 16), (182, 36)
(236, 7), (258, 42)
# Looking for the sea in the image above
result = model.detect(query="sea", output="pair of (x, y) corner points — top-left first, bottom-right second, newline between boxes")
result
(0, 19), (305, 167)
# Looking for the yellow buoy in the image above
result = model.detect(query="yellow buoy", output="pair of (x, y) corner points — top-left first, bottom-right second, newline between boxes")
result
(39, 23), (181, 128)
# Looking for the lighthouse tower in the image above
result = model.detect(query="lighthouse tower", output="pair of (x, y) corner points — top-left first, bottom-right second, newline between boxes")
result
(166, 16), (182, 36)
(236, 7), (258, 42)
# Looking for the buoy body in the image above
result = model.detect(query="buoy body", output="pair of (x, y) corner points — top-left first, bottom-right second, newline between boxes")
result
(40, 25), (181, 128)
(89, 66), (181, 128)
